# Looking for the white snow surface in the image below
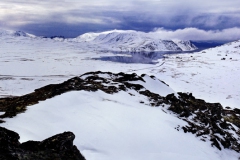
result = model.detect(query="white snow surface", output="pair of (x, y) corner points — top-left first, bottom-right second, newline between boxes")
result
(152, 40), (240, 109)
(2, 91), (238, 160)
(131, 75), (175, 97)
(0, 30), (240, 159)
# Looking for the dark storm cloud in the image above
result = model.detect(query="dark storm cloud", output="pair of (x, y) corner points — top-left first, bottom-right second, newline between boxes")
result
(0, 0), (240, 40)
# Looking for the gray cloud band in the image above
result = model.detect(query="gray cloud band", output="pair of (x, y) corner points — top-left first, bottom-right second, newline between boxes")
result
(0, 0), (239, 41)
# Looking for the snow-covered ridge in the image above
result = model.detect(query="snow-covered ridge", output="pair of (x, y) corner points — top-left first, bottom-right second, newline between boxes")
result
(70, 30), (197, 52)
(80, 71), (175, 97)
(1, 71), (240, 160)
(0, 29), (35, 38)
(0, 28), (197, 52)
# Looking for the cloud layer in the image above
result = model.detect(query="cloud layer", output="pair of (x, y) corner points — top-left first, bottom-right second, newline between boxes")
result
(150, 27), (240, 41)
(0, 0), (240, 40)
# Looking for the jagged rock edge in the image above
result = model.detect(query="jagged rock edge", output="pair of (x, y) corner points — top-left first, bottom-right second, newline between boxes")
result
(0, 126), (86, 160)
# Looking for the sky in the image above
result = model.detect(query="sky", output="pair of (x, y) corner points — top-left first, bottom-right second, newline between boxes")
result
(0, 0), (240, 41)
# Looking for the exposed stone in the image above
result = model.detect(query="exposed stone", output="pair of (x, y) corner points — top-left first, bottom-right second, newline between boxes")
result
(0, 127), (85, 160)
(165, 92), (240, 152)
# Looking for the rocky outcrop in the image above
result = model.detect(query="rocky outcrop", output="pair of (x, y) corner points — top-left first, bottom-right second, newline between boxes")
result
(0, 71), (240, 153)
(0, 71), (163, 118)
(165, 93), (240, 152)
(0, 127), (85, 160)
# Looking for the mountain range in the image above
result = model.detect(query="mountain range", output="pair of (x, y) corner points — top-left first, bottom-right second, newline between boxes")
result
(0, 29), (197, 52)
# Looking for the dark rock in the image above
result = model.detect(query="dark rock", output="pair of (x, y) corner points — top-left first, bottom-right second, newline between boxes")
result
(165, 92), (240, 152)
(234, 108), (240, 114)
(0, 127), (20, 156)
(50, 36), (65, 39)
(219, 121), (230, 129)
(0, 127), (85, 160)
(20, 141), (40, 151)
(211, 137), (221, 150)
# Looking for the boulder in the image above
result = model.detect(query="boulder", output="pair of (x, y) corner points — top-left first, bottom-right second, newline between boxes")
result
(0, 127), (85, 160)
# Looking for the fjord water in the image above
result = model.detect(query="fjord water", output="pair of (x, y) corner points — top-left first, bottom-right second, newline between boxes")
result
(93, 48), (206, 64)
(93, 40), (226, 64)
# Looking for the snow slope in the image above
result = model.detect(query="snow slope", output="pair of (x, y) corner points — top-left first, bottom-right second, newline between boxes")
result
(146, 40), (240, 109)
(2, 90), (238, 160)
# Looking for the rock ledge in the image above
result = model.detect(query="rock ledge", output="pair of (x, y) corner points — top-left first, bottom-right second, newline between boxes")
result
(0, 127), (86, 160)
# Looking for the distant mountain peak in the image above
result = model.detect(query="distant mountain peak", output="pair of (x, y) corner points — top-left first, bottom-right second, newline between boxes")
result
(0, 29), (35, 38)
(70, 30), (197, 52)
(0, 28), (197, 51)
(14, 31), (27, 37)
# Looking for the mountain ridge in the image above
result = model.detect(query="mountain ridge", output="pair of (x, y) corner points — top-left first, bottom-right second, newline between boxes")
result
(70, 30), (198, 52)
(0, 29), (35, 38)
(0, 29), (197, 52)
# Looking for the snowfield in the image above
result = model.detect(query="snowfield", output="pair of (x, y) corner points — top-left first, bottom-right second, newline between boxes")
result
(151, 40), (240, 109)
(0, 30), (240, 159)
(2, 90), (239, 160)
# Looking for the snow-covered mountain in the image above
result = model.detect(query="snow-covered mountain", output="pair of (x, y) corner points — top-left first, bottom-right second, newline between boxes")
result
(0, 29), (35, 38)
(0, 29), (197, 52)
(69, 30), (197, 52)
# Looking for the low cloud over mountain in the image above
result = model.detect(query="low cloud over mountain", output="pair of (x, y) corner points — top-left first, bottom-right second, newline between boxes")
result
(150, 27), (240, 41)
